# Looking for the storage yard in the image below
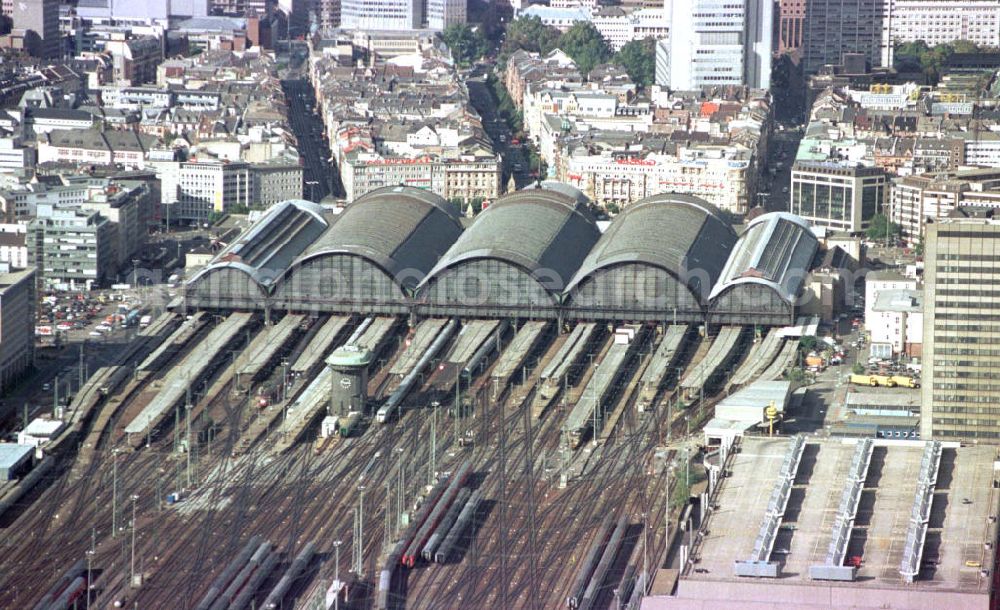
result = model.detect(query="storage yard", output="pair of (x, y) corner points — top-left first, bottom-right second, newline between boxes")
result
(0, 187), (888, 609)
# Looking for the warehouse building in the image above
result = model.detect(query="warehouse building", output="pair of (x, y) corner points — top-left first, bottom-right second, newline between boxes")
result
(185, 199), (328, 310)
(274, 187), (464, 315)
(710, 212), (819, 326)
(565, 194), (737, 322)
(416, 186), (601, 319)
(185, 185), (821, 325)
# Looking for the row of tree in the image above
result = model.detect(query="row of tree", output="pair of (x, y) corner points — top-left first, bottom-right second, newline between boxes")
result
(442, 17), (657, 88)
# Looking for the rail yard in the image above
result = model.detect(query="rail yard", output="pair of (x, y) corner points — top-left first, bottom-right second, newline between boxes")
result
(0, 186), (824, 609)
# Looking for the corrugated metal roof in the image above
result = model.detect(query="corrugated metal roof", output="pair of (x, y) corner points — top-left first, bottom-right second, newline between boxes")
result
(295, 186), (463, 290)
(190, 199), (328, 289)
(420, 189), (600, 291)
(565, 193), (738, 302)
(710, 212), (818, 303)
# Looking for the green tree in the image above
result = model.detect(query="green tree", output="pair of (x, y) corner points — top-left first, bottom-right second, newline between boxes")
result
(893, 39), (987, 84)
(557, 22), (611, 74)
(613, 37), (656, 88)
(501, 16), (561, 62)
(852, 362), (866, 375)
(442, 24), (488, 67)
(798, 335), (818, 353)
(865, 213), (902, 242)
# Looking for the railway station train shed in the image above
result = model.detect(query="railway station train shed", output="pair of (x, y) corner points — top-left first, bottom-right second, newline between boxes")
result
(709, 212), (819, 326)
(273, 186), (464, 314)
(564, 194), (738, 322)
(415, 185), (601, 319)
(184, 185), (824, 325)
(185, 199), (328, 310)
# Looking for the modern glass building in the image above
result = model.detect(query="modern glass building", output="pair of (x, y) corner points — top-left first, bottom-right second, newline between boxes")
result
(790, 162), (887, 233)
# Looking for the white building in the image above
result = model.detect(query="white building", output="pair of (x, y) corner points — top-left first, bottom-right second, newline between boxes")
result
(559, 147), (752, 213)
(340, 0), (422, 30)
(881, 0), (1000, 66)
(153, 159), (250, 224)
(867, 288), (923, 357)
(517, 6), (590, 31)
(17, 418), (64, 448)
(655, 38), (670, 86)
(518, 5), (668, 50)
(790, 162), (888, 233)
(28, 108), (94, 135)
(426, 0), (466, 30)
(864, 270), (918, 330)
(0, 224), (27, 268)
(965, 137), (1000, 168)
(667, 0), (771, 89)
(0, 138), (33, 173)
(76, 0), (207, 23)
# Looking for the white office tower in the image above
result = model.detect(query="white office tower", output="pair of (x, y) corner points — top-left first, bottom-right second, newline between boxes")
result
(668, 0), (771, 90)
(340, 0), (422, 30)
(75, 0), (208, 20)
(745, 0), (772, 88)
(426, 0), (466, 30)
(655, 37), (670, 86)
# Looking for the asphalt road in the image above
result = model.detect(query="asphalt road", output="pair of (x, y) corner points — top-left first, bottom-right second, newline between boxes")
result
(466, 75), (535, 190)
(281, 78), (339, 201)
(760, 126), (804, 213)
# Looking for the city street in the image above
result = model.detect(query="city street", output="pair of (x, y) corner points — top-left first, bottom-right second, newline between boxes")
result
(281, 78), (339, 200)
(760, 126), (804, 213)
(466, 74), (535, 190)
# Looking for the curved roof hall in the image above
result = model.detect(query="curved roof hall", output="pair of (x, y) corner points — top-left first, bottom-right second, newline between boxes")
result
(418, 188), (601, 291)
(709, 212), (818, 303)
(289, 186), (464, 290)
(564, 193), (738, 300)
(187, 199), (328, 288)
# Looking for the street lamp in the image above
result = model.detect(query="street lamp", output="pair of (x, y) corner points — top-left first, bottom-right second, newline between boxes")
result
(112, 447), (122, 538)
(591, 360), (600, 447)
(130, 494), (139, 588)
(85, 549), (94, 610)
(333, 540), (343, 610)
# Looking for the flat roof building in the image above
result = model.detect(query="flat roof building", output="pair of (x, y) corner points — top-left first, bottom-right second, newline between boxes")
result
(922, 212), (1000, 442)
(0, 443), (33, 480)
(645, 436), (1000, 609)
(0, 267), (34, 395)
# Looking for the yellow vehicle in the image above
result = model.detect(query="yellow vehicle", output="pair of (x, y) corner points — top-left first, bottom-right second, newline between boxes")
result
(849, 374), (897, 388)
(965, 560), (982, 568)
(891, 375), (920, 388)
(849, 374), (920, 388)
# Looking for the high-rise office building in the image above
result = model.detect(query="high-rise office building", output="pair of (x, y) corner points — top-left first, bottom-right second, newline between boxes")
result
(790, 162), (887, 233)
(922, 209), (1000, 442)
(666, 0), (771, 90)
(12, 0), (59, 59)
(426, 0), (466, 30)
(880, 0), (1000, 66)
(777, 0), (805, 51)
(340, 0), (423, 30)
(803, 0), (882, 72)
